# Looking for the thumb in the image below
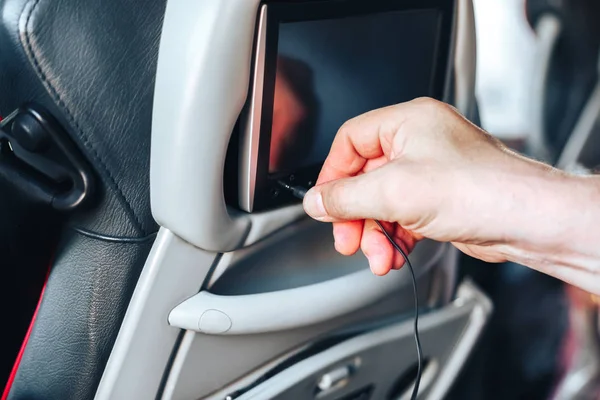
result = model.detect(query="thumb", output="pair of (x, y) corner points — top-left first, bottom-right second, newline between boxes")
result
(303, 164), (397, 222)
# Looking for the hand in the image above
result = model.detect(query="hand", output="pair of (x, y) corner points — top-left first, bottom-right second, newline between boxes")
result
(302, 98), (600, 286)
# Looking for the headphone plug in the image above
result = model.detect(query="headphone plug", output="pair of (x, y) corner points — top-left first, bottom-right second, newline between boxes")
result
(277, 180), (308, 200)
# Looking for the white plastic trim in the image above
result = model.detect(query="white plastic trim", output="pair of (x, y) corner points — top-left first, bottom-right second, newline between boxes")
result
(169, 243), (445, 335)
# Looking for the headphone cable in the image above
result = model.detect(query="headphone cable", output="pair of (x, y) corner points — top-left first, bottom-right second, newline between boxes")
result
(374, 220), (422, 400)
(278, 181), (423, 399)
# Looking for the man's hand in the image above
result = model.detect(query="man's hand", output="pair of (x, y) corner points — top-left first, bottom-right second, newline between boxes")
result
(302, 98), (600, 294)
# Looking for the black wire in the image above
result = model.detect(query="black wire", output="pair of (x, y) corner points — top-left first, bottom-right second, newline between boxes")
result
(374, 220), (423, 400)
(280, 184), (423, 398)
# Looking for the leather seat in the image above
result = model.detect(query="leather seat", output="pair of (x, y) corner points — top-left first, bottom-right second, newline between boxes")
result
(0, 0), (165, 398)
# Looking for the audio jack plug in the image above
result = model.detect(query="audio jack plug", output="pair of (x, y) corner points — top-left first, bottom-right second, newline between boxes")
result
(277, 180), (308, 200)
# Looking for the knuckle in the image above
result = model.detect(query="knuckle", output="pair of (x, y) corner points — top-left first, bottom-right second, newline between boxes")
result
(337, 118), (356, 137)
(412, 96), (439, 109)
(413, 97), (454, 118)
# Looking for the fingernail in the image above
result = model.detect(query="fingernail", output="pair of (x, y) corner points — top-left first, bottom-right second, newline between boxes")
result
(303, 189), (327, 220)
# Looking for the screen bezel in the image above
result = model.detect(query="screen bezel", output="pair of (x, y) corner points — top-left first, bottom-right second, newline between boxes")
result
(248, 0), (456, 212)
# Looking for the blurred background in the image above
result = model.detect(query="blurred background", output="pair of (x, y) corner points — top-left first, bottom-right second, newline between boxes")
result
(474, 0), (536, 142)
(449, 0), (600, 399)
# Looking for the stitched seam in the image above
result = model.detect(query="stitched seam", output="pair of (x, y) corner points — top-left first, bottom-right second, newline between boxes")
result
(21, 0), (147, 235)
(71, 226), (158, 243)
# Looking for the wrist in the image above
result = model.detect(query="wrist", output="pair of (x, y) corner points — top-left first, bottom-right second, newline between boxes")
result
(505, 170), (600, 292)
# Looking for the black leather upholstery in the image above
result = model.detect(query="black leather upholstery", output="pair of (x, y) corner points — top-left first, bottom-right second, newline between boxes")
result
(0, 0), (166, 398)
(9, 231), (155, 400)
(0, 0), (163, 237)
(0, 161), (62, 388)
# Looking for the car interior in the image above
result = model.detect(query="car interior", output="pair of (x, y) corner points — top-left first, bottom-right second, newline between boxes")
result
(0, 0), (598, 399)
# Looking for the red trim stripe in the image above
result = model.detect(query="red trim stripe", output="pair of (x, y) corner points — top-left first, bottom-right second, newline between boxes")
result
(1, 270), (50, 400)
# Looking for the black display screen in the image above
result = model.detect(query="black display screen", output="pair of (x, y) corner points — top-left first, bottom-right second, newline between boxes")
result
(268, 9), (443, 174)
(247, 0), (455, 212)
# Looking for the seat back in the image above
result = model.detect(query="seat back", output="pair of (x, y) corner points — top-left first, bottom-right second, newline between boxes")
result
(0, 0), (164, 398)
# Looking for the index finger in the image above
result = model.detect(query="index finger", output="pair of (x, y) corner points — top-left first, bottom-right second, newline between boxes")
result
(316, 104), (407, 185)
(314, 104), (408, 259)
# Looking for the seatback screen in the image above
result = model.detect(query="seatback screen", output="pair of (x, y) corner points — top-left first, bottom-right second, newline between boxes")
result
(269, 9), (443, 173)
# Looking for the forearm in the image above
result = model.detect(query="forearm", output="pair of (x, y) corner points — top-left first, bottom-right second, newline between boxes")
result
(506, 172), (600, 294)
